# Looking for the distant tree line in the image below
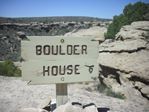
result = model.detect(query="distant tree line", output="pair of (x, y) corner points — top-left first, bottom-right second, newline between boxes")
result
(105, 2), (149, 39)
(0, 16), (111, 24)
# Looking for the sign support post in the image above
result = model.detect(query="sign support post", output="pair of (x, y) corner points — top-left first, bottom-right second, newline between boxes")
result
(56, 84), (68, 107)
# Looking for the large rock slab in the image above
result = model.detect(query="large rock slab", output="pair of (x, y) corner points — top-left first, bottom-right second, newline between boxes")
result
(98, 50), (149, 81)
(99, 39), (147, 52)
(116, 21), (149, 40)
(99, 21), (149, 101)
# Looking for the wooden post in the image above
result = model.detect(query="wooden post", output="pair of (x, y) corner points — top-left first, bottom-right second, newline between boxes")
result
(56, 84), (68, 107)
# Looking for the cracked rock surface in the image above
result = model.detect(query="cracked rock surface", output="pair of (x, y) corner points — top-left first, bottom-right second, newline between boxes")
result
(98, 21), (149, 101)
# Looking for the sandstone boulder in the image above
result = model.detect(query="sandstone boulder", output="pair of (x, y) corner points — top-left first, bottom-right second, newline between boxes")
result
(141, 86), (149, 98)
(16, 31), (27, 40)
(53, 103), (83, 112)
(99, 39), (147, 52)
(115, 21), (149, 40)
(53, 102), (99, 112)
(98, 21), (149, 100)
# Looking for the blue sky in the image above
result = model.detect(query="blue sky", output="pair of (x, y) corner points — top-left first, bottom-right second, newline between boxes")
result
(0, 0), (149, 19)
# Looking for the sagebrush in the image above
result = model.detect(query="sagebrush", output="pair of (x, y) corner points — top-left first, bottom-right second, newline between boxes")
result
(98, 84), (126, 99)
(0, 60), (21, 77)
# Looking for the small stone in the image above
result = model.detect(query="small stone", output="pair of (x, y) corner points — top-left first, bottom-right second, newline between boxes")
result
(16, 31), (27, 40)
(141, 86), (149, 96)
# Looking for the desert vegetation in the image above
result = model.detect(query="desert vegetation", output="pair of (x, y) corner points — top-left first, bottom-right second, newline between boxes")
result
(105, 2), (149, 39)
(0, 60), (21, 77)
(97, 84), (126, 99)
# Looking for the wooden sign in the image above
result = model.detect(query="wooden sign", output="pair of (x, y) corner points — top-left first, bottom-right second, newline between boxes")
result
(21, 36), (98, 84)
(22, 36), (98, 61)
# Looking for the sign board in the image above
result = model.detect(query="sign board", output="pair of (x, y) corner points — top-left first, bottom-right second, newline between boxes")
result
(21, 36), (98, 84)
(22, 36), (98, 61)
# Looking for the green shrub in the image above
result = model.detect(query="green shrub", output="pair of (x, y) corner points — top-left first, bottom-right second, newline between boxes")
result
(97, 84), (126, 99)
(0, 60), (21, 77)
(105, 14), (128, 39)
(105, 2), (149, 39)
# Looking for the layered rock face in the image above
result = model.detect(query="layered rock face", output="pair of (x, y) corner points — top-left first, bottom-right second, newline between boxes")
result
(98, 21), (149, 100)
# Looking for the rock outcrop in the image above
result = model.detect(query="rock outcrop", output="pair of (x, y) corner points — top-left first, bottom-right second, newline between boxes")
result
(98, 21), (149, 100)
(65, 26), (106, 42)
(16, 31), (27, 40)
(53, 102), (100, 112)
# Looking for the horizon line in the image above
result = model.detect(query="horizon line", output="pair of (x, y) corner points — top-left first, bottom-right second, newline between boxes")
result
(0, 16), (112, 20)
